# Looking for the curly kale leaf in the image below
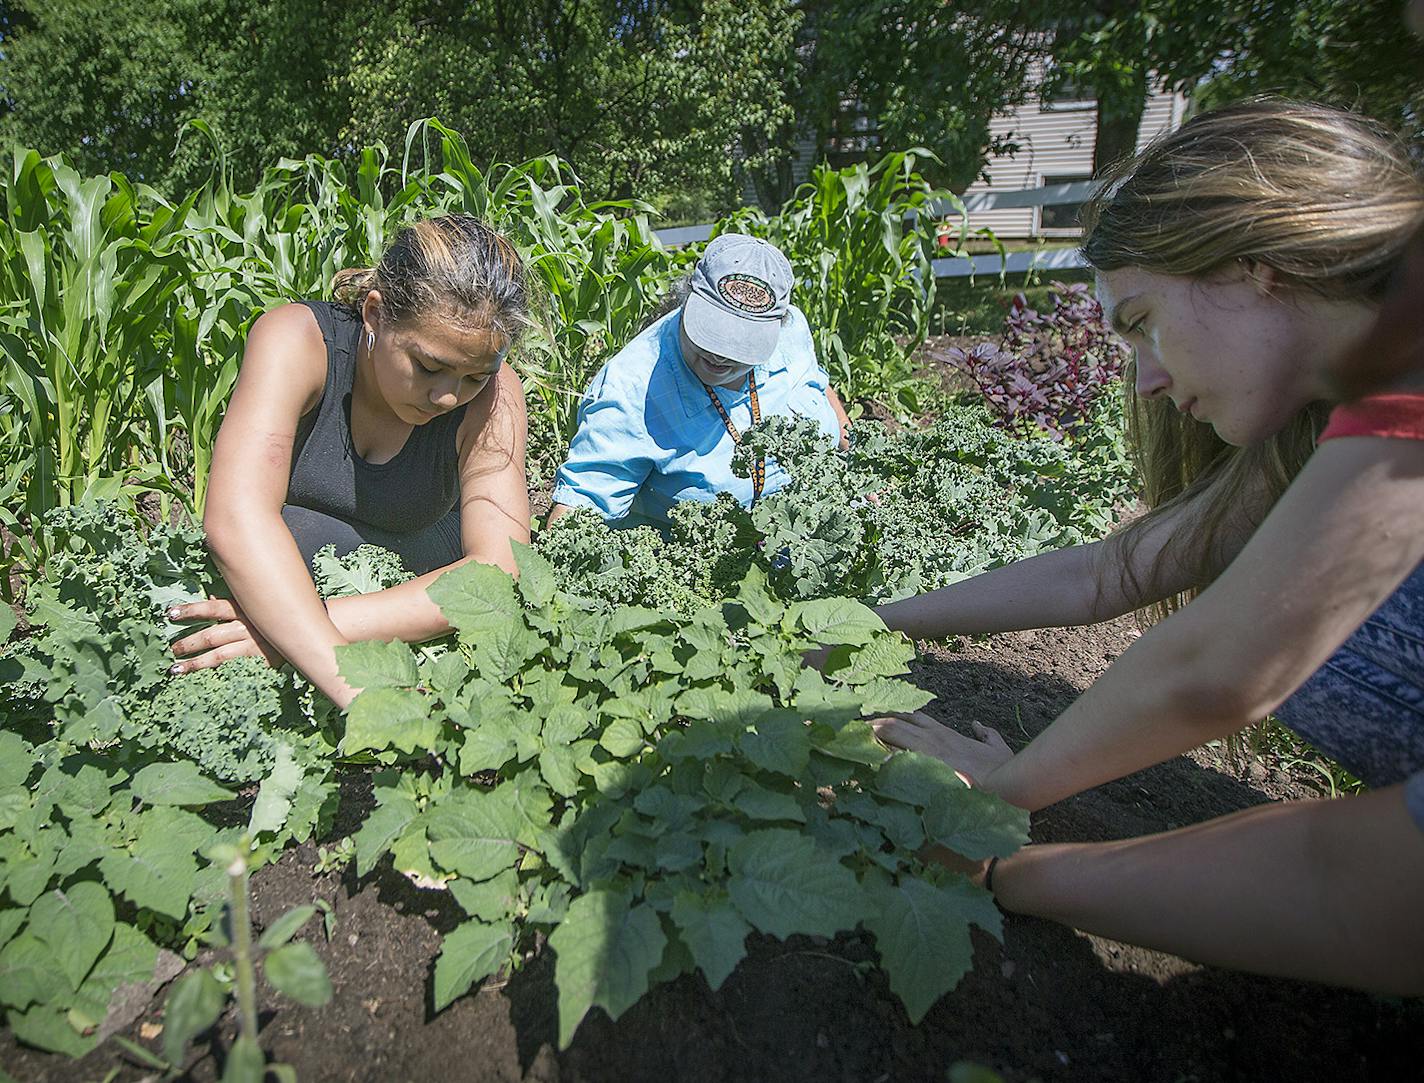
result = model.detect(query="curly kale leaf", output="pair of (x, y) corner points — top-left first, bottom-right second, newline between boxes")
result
(11, 501), (323, 776)
(537, 509), (712, 615)
(312, 544), (413, 598)
(538, 402), (1131, 610)
(131, 658), (287, 783)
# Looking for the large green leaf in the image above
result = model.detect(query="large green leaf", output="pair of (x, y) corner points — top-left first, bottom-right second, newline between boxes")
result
(737, 713), (810, 777)
(786, 597), (884, 645)
(344, 687), (441, 755)
(100, 834), (200, 920)
(28, 882), (114, 989)
(813, 720), (889, 766)
(448, 870), (519, 922)
(726, 829), (862, 939)
(0, 934), (71, 1009)
(427, 561), (521, 633)
(851, 677), (935, 715)
(425, 788), (523, 882)
(548, 887), (665, 1049)
(831, 634), (915, 683)
(732, 781), (806, 823)
(922, 787), (1030, 861)
(472, 618), (543, 681)
(6, 1002), (98, 1058)
(0, 734), (33, 788)
(67, 921), (159, 1030)
(335, 639), (419, 690)
(432, 919), (514, 1011)
(873, 750), (966, 808)
(129, 762), (234, 806)
(670, 892), (750, 991)
(352, 798), (417, 878)
(864, 876), (999, 1024)
(598, 716), (646, 757)
(538, 745), (582, 798)
(455, 699), (522, 774)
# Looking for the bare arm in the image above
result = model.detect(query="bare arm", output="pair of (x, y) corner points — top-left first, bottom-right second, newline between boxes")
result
(989, 783), (1424, 995)
(326, 364), (530, 643)
(826, 385), (851, 449)
(545, 501), (573, 527)
(875, 474), (1263, 640)
(880, 436), (1424, 809)
(200, 304), (359, 705)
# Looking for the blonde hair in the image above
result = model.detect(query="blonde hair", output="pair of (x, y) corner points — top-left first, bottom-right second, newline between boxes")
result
(333, 215), (533, 343)
(1081, 99), (1424, 612)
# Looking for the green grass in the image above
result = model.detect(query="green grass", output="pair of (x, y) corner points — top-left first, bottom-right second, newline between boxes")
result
(929, 269), (1096, 338)
(1231, 718), (1366, 798)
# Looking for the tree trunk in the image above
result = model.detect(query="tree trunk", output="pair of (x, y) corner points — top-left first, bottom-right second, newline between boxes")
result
(1093, 72), (1149, 175)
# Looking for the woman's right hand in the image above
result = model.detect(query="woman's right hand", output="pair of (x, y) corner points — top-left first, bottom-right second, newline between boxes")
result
(168, 597), (286, 674)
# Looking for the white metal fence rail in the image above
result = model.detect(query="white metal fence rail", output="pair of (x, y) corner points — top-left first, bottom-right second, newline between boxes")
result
(651, 179), (1097, 278)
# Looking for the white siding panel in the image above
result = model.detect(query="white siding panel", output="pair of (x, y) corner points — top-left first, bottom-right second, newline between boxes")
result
(961, 73), (1187, 239)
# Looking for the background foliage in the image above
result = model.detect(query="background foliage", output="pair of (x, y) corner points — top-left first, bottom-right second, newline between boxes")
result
(2, 0), (1416, 213)
(0, 130), (980, 597)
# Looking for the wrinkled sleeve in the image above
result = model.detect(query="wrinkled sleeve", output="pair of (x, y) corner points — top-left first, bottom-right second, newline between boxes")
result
(551, 369), (655, 522)
(785, 307), (831, 393)
(1407, 770), (1424, 835)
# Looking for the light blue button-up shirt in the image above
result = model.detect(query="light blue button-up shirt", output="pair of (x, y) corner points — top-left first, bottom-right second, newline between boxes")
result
(552, 305), (841, 528)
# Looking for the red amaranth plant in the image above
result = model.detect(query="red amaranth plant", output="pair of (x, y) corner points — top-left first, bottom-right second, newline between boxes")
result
(946, 282), (1130, 439)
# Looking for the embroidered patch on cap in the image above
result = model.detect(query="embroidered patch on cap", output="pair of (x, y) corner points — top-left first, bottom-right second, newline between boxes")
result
(716, 273), (776, 313)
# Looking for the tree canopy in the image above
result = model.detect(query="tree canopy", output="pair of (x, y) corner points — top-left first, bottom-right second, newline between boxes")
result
(0, 0), (1417, 210)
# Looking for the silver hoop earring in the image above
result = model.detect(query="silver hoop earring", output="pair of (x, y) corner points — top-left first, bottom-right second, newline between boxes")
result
(366, 330), (375, 354)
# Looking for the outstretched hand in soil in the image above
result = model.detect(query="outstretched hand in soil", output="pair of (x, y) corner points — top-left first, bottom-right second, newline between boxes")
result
(870, 710), (1014, 789)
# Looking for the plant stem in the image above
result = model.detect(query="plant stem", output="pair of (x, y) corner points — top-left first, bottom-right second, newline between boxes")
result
(227, 854), (260, 1043)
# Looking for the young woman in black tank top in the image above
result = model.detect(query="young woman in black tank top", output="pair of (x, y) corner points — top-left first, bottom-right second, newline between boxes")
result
(165, 216), (533, 709)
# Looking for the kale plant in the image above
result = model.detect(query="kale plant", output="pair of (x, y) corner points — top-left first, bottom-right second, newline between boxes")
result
(538, 404), (1135, 610)
(312, 543), (414, 598)
(0, 502), (344, 1057)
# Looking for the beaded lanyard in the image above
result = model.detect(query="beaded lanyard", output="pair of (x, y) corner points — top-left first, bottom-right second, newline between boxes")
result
(703, 372), (765, 503)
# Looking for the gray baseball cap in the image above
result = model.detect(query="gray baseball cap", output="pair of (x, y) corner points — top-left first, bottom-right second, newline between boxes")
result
(682, 234), (794, 366)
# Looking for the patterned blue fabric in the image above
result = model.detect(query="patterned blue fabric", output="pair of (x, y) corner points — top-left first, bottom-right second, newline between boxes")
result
(1276, 561), (1424, 831)
(551, 306), (840, 528)
(1408, 771), (1424, 834)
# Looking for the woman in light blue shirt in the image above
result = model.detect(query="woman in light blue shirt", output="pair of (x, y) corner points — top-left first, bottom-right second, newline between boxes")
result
(548, 234), (849, 528)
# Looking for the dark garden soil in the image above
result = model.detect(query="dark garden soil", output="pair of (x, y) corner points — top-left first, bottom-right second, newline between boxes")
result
(6, 615), (1422, 1083)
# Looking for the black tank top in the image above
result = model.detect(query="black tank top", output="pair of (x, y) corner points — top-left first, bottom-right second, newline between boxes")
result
(287, 301), (467, 534)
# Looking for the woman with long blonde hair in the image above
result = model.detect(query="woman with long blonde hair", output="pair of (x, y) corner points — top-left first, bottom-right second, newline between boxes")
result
(872, 98), (1424, 992)
(165, 215), (534, 708)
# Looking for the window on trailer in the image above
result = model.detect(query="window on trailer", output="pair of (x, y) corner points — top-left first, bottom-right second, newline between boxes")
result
(1037, 174), (1093, 235)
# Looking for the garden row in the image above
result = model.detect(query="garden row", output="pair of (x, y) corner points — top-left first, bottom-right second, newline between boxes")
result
(0, 124), (1135, 1079)
(0, 120), (972, 598)
(0, 392), (1132, 1071)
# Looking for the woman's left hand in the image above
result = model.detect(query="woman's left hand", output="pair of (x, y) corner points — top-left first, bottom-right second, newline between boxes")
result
(168, 598), (286, 674)
(870, 710), (1014, 786)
